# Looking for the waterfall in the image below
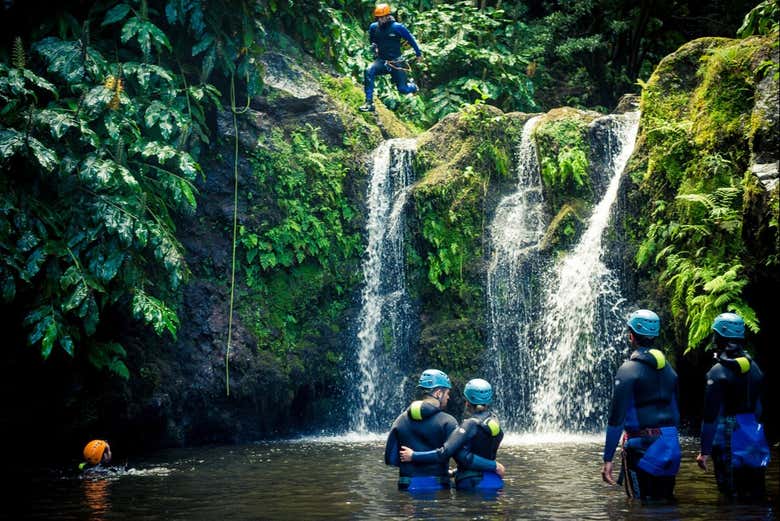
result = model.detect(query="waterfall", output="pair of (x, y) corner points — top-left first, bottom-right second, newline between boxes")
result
(485, 116), (546, 429)
(531, 111), (640, 432)
(352, 138), (417, 433)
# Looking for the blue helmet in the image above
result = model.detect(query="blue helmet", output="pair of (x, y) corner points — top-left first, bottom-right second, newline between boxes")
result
(712, 312), (745, 339)
(627, 309), (660, 338)
(417, 369), (451, 389)
(464, 378), (493, 405)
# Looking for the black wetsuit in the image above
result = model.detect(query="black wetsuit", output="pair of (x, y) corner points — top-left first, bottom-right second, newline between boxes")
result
(411, 410), (504, 490)
(603, 347), (681, 500)
(385, 398), (458, 490)
(701, 350), (767, 500)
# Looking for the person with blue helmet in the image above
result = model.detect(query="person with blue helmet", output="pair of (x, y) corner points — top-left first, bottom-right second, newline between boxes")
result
(696, 312), (769, 501)
(359, 3), (422, 112)
(602, 309), (681, 502)
(399, 378), (506, 491)
(384, 369), (458, 491)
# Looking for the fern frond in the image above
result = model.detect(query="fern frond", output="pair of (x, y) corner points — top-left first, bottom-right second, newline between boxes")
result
(12, 36), (25, 69)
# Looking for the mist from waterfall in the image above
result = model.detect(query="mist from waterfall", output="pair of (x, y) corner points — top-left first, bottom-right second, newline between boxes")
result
(351, 138), (417, 433)
(485, 115), (547, 429)
(531, 111), (640, 432)
(485, 111), (640, 433)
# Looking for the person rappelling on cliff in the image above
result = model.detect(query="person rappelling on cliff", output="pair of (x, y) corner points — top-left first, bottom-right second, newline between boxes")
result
(359, 3), (422, 113)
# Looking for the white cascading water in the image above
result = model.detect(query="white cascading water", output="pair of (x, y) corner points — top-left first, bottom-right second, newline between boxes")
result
(531, 111), (640, 432)
(485, 115), (547, 429)
(352, 138), (417, 433)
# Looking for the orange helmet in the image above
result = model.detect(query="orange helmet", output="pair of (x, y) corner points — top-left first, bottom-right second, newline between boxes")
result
(374, 3), (391, 17)
(83, 440), (109, 465)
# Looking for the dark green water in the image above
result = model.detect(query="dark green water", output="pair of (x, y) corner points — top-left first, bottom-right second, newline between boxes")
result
(15, 434), (778, 520)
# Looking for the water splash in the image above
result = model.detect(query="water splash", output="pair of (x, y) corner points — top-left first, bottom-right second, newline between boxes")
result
(531, 111), (640, 432)
(485, 116), (546, 429)
(352, 138), (417, 433)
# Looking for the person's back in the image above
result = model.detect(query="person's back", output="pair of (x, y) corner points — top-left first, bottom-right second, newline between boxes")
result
(385, 369), (457, 491)
(705, 353), (763, 417)
(602, 310), (681, 502)
(451, 409), (504, 490)
(613, 348), (679, 432)
(698, 312), (769, 501)
(386, 398), (457, 478)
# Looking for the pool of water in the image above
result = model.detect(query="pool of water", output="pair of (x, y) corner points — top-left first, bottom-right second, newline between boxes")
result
(15, 434), (778, 520)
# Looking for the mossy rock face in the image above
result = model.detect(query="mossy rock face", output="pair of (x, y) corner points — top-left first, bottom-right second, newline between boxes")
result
(534, 107), (601, 218)
(541, 201), (588, 252)
(645, 37), (733, 98)
(624, 33), (779, 354)
(404, 105), (528, 381)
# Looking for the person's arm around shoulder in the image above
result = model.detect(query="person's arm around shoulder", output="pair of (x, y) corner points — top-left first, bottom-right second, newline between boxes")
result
(402, 418), (475, 464)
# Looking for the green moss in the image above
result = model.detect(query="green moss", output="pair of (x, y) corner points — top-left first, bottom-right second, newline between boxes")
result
(690, 39), (761, 149)
(418, 317), (485, 375)
(541, 201), (588, 252)
(404, 105), (526, 375)
(235, 120), (365, 385)
(320, 75), (418, 140)
(625, 35), (778, 352)
(534, 108), (599, 215)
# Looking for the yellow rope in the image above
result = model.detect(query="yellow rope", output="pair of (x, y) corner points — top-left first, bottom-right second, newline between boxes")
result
(226, 70), (250, 396)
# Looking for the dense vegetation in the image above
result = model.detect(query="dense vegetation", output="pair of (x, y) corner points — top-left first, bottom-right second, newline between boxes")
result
(1, 0), (777, 453)
(0, 0), (269, 377)
(269, 0), (761, 122)
(625, 17), (778, 354)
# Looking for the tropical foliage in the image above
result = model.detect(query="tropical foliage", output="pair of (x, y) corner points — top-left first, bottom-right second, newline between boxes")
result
(629, 29), (777, 352)
(0, 0), (264, 375)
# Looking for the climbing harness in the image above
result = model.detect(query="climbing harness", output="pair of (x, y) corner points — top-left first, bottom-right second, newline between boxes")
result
(225, 70), (250, 397)
(385, 58), (411, 72)
(385, 53), (418, 73)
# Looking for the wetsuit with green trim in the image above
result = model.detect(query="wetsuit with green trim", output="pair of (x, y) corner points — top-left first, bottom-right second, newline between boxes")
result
(385, 397), (457, 491)
(364, 17), (421, 105)
(700, 349), (768, 500)
(603, 347), (681, 500)
(410, 410), (504, 490)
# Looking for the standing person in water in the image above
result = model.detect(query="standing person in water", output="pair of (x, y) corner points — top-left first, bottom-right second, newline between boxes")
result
(385, 369), (457, 492)
(696, 312), (769, 501)
(359, 3), (422, 112)
(399, 378), (506, 491)
(601, 309), (681, 502)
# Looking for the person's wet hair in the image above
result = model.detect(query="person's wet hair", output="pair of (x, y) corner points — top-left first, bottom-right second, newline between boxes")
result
(632, 332), (655, 347)
(714, 331), (744, 352)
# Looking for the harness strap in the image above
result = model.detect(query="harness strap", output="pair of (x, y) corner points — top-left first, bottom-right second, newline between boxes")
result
(410, 401), (423, 420)
(625, 428), (662, 439)
(735, 357), (750, 374)
(454, 469), (483, 482)
(385, 59), (412, 72)
(648, 349), (666, 369)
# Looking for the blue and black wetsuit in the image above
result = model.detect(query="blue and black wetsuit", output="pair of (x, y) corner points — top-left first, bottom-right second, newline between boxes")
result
(364, 17), (421, 104)
(603, 347), (681, 500)
(411, 410), (504, 490)
(385, 397), (457, 491)
(701, 350), (769, 499)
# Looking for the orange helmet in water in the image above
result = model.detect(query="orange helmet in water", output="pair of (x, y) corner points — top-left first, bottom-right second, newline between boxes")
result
(83, 440), (109, 465)
(374, 3), (391, 17)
